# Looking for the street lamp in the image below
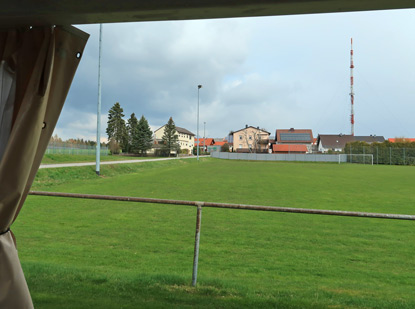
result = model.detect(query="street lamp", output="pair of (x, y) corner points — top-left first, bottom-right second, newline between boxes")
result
(96, 24), (103, 175)
(197, 85), (202, 161)
(203, 121), (206, 153)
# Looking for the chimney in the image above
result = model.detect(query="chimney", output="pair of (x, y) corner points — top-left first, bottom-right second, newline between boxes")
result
(290, 128), (294, 131)
(245, 124), (248, 128)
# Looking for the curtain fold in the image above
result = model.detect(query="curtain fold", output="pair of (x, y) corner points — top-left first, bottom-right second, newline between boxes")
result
(0, 25), (89, 308)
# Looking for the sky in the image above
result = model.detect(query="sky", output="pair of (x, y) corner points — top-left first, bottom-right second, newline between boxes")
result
(56, 8), (415, 142)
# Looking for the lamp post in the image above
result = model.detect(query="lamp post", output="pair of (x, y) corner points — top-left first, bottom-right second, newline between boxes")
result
(96, 24), (103, 175)
(197, 85), (202, 161)
(203, 122), (206, 153)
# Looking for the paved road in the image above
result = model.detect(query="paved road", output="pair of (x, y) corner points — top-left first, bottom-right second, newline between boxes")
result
(39, 156), (204, 169)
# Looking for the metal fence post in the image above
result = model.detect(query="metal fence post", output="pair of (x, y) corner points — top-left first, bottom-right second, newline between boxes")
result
(192, 203), (203, 287)
(363, 146), (365, 164)
(376, 146), (378, 165)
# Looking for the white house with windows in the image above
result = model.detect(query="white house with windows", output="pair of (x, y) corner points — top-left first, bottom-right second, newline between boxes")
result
(153, 125), (195, 154)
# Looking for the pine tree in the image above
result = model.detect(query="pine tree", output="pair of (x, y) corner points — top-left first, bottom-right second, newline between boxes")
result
(161, 117), (180, 156)
(127, 113), (139, 153)
(135, 115), (153, 155)
(106, 102), (128, 152)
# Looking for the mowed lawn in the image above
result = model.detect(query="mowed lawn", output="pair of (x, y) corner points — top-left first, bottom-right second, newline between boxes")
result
(14, 158), (415, 308)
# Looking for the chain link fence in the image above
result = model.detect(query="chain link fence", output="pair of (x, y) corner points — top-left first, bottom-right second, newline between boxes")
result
(345, 145), (415, 166)
(46, 143), (109, 156)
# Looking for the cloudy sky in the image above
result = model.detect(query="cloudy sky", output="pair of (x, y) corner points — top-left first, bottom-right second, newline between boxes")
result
(56, 8), (415, 142)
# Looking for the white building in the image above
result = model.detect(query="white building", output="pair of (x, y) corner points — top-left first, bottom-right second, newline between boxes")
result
(153, 125), (195, 154)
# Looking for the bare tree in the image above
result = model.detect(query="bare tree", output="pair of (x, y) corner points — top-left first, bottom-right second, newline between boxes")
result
(243, 127), (268, 153)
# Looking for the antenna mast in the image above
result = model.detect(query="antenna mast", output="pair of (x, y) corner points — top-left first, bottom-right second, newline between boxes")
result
(350, 38), (355, 136)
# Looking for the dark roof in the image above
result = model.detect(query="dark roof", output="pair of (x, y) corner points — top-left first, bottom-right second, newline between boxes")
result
(318, 134), (386, 149)
(176, 126), (195, 136)
(354, 136), (385, 143)
(231, 126), (271, 135)
(276, 129), (313, 143)
(317, 134), (354, 149)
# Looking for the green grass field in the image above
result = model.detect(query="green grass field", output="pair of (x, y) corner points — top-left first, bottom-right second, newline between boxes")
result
(14, 158), (415, 308)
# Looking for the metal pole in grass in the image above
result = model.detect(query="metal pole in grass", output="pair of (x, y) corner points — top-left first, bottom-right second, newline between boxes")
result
(96, 24), (103, 175)
(197, 85), (202, 161)
(192, 203), (203, 287)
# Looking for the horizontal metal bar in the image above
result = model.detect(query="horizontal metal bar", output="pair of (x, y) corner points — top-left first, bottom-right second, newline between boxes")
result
(28, 191), (415, 221)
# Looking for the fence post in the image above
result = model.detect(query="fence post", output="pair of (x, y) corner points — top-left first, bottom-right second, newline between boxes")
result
(192, 203), (203, 287)
(376, 147), (378, 165)
(363, 146), (365, 164)
(404, 148), (406, 166)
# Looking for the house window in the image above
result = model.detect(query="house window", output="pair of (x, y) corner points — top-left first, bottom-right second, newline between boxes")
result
(249, 135), (252, 140)
(239, 144), (242, 148)
(239, 136), (242, 140)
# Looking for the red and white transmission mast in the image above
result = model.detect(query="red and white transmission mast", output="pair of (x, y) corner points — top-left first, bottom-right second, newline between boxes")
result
(350, 38), (355, 136)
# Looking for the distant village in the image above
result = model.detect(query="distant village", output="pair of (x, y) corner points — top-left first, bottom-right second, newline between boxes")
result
(48, 101), (415, 157)
(153, 122), (413, 155)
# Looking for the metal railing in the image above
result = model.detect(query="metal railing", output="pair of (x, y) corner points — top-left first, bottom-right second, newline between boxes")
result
(28, 191), (415, 286)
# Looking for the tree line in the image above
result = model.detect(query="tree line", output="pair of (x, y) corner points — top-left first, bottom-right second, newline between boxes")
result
(49, 134), (105, 147)
(106, 102), (181, 156)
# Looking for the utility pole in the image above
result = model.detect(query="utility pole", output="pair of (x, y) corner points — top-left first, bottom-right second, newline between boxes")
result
(203, 121), (206, 153)
(350, 38), (355, 136)
(96, 24), (103, 175)
(197, 85), (202, 161)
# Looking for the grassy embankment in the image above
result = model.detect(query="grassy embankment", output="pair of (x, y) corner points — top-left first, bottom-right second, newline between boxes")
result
(14, 158), (415, 308)
(41, 153), (158, 164)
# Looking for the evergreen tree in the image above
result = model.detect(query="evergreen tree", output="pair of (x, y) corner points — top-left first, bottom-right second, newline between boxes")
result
(106, 102), (128, 152)
(135, 115), (153, 155)
(161, 117), (180, 156)
(127, 113), (139, 153)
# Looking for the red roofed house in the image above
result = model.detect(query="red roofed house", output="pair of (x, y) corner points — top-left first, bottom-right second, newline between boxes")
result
(272, 144), (308, 154)
(273, 128), (313, 153)
(195, 138), (215, 152)
(388, 138), (415, 143)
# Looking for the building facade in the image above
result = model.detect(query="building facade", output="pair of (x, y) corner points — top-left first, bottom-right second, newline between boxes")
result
(153, 125), (195, 154)
(229, 126), (270, 153)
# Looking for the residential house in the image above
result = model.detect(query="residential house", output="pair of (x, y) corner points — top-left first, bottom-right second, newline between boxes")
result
(317, 134), (354, 153)
(317, 134), (385, 153)
(228, 125), (270, 153)
(194, 138), (215, 152)
(153, 125), (195, 154)
(273, 128), (313, 153)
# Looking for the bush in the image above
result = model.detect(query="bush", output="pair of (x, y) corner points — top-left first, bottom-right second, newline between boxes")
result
(221, 143), (230, 152)
(108, 138), (121, 155)
(154, 149), (170, 157)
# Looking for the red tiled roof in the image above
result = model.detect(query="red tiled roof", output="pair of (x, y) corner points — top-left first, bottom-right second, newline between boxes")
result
(388, 138), (415, 143)
(214, 141), (227, 146)
(195, 138), (215, 146)
(272, 144), (308, 153)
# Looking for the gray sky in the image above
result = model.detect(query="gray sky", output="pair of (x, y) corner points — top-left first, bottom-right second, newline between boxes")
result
(56, 9), (415, 141)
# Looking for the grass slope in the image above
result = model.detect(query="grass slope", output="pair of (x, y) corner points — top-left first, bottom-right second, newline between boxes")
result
(14, 158), (415, 308)
(41, 154), (154, 165)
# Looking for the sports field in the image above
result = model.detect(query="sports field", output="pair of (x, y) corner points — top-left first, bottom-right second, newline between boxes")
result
(14, 158), (415, 308)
